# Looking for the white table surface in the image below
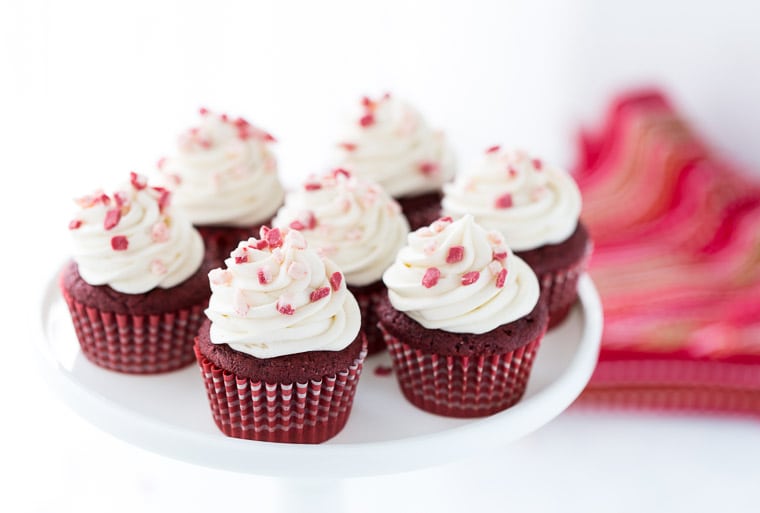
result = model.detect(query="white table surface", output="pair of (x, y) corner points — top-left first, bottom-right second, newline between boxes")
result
(4, 1), (760, 510)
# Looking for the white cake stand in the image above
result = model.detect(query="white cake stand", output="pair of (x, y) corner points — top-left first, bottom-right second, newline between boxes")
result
(37, 273), (602, 488)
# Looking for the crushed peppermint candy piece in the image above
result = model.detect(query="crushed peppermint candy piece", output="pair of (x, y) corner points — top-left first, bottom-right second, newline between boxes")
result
(339, 142), (357, 152)
(234, 289), (249, 316)
(422, 267), (441, 288)
(259, 225), (270, 239)
(130, 171), (147, 190)
(232, 247), (249, 264)
(287, 230), (307, 249)
(333, 168), (351, 179)
(418, 161), (439, 175)
(111, 235), (129, 251)
(446, 245), (464, 264)
(266, 227), (283, 248)
(257, 267), (271, 285)
(495, 268), (508, 288)
(486, 145), (501, 154)
(276, 301), (295, 315)
(488, 260), (503, 276)
(304, 181), (322, 191)
(461, 271), (480, 286)
(287, 261), (308, 280)
(150, 259), (167, 275)
(494, 193), (513, 209)
(153, 187), (171, 212)
(69, 219), (82, 230)
(250, 238), (268, 250)
(103, 208), (121, 230)
(492, 249), (508, 261)
(151, 221), (170, 243)
(329, 271), (343, 291)
(532, 158), (543, 170)
(359, 113), (375, 127)
(209, 268), (232, 285)
(508, 166), (518, 178)
(310, 287), (330, 303)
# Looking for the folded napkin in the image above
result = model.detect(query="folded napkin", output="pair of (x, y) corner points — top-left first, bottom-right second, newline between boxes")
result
(573, 91), (760, 416)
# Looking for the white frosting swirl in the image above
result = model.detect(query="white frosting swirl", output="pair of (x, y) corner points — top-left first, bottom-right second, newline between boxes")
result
(442, 148), (582, 251)
(272, 170), (409, 286)
(335, 94), (455, 198)
(158, 110), (284, 227)
(382, 215), (539, 334)
(205, 227), (361, 358)
(69, 173), (204, 294)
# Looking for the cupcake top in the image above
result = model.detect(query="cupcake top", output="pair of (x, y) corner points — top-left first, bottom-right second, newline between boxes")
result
(382, 215), (539, 334)
(158, 108), (284, 227)
(204, 227), (361, 359)
(272, 169), (409, 287)
(68, 172), (204, 294)
(335, 93), (455, 198)
(442, 147), (582, 251)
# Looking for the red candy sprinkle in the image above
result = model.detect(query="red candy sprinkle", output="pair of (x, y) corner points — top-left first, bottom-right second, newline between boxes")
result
(422, 267), (441, 288)
(339, 142), (357, 152)
(277, 302), (295, 315)
(114, 191), (129, 208)
(508, 166), (518, 178)
(266, 227), (283, 248)
(418, 161), (439, 175)
(493, 251), (508, 261)
(235, 255), (248, 265)
(250, 239), (268, 250)
(438, 216), (453, 223)
(359, 113), (375, 127)
(130, 171), (147, 190)
(310, 287), (330, 303)
(68, 219), (82, 230)
(494, 193), (513, 209)
(220, 113), (229, 122)
(259, 225), (270, 239)
(199, 107), (209, 115)
(532, 158), (543, 170)
(290, 212), (316, 231)
(461, 271), (480, 286)
(361, 96), (372, 108)
(257, 268), (270, 285)
(333, 168), (351, 179)
(103, 208), (121, 230)
(304, 182), (322, 191)
(446, 245), (464, 264)
(329, 271), (343, 291)
(496, 268), (508, 288)
(153, 187), (171, 212)
(111, 235), (128, 251)
(486, 145), (501, 154)
(96, 193), (111, 206)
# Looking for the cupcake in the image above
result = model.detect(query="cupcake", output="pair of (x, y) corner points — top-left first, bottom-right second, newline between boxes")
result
(334, 93), (455, 230)
(442, 147), (591, 327)
(61, 172), (209, 374)
(379, 215), (548, 417)
(196, 226), (367, 443)
(157, 108), (284, 267)
(272, 168), (409, 355)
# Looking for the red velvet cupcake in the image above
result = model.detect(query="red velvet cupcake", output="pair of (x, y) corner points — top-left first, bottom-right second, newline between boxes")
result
(196, 227), (367, 443)
(443, 147), (591, 328)
(61, 173), (209, 374)
(334, 93), (456, 230)
(157, 108), (284, 267)
(380, 215), (547, 417)
(272, 169), (409, 355)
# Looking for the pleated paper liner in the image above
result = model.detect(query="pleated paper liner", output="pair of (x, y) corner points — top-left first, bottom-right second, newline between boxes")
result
(194, 340), (368, 444)
(539, 243), (592, 329)
(61, 287), (206, 374)
(380, 324), (544, 418)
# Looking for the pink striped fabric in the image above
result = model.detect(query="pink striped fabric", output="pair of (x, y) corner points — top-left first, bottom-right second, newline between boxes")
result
(573, 90), (760, 416)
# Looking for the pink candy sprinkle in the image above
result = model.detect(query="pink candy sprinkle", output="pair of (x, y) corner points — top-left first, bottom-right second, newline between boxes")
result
(494, 193), (513, 209)
(257, 267), (271, 285)
(486, 145), (501, 154)
(199, 107), (209, 116)
(339, 142), (357, 152)
(532, 158), (543, 170)
(422, 267), (441, 288)
(277, 302), (295, 315)
(304, 182), (322, 191)
(130, 171), (147, 190)
(150, 259), (167, 275)
(359, 113), (375, 127)
(103, 208), (121, 230)
(496, 268), (508, 288)
(153, 187), (171, 212)
(492, 250), (508, 261)
(461, 271), (480, 286)
(329, 271), (343, 291)
(233, 247), (249, 264)
(310, 287), (330, 303)
(151, 221), (170, 243)
(69, 219), (82, 230)
(446, 245), (464, 264)
(418, 161), (439, 175)
(266, 227), (283, 248)
(111, 235), (128, 251)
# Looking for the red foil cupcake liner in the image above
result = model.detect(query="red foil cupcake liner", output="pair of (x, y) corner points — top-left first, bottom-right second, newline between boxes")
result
(194, 342), (368, 443)
(350, 285), (386, 356)
(61, 288), (206, 374)
(380, 325), (544, 418)
(196, 223), (266, 268)
(539, 245), (592, 329)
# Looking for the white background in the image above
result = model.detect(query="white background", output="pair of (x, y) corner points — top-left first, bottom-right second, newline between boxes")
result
(3, 1), (760, 511)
